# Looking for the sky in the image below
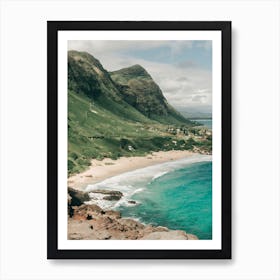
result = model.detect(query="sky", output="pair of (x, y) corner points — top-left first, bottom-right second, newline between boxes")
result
(68, 40), (212, 115)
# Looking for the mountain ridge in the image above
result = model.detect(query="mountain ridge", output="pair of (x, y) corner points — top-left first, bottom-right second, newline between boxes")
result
(67, 50), (211, 175)
(110, 64), (190, 124)
(69, 50), (191, 124)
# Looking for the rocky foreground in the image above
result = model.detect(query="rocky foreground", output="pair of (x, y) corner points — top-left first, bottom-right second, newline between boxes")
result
(68, 187), (198, 240)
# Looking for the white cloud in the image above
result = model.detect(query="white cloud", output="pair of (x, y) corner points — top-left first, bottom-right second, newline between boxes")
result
(68, 40), (191, 56)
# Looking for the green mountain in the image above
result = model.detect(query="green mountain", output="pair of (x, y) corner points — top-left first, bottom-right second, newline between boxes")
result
(67, 51), (210, 175)
(110, 65), (191, 124)
(68, 51), (151, 123)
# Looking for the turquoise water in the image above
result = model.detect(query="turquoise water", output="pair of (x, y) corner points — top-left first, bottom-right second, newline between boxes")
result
(117, 162), (212, 239)
(191, 119), (212, 129)
(86, 155), (212, 240)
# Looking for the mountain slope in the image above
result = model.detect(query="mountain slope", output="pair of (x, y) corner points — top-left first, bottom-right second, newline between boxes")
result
(68, 51), (152, 123)
(67, 51), (210, 175)
(110, 65), (191, 125)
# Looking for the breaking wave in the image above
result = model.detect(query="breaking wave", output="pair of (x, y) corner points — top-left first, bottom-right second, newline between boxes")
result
(85, 154), (212, 210)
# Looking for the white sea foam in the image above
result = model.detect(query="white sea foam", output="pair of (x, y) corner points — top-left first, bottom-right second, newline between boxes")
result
(85, 195), (115, 210)
(86, 155), (212, 191)
(114, 198), (140, 208)
(85, 154), (212, 209)
(131, 188), (145, 195)
(152, 171), (168, 181)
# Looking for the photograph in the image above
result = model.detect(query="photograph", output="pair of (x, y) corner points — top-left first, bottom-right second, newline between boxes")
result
(67, 40), (213, 241)
(47, 21), (231, 259)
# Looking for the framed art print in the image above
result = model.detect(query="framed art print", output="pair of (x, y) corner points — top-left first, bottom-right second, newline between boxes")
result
(47, 21), (231, 259)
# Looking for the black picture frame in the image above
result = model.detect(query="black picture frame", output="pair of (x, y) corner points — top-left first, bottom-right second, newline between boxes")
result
(47, 21), (231, 259)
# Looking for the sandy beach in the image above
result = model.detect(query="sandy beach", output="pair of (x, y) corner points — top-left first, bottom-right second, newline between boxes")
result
(68, 150), (198, 190)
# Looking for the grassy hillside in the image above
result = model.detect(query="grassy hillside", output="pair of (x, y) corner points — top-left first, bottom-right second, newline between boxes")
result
(68, 51), (212, 175)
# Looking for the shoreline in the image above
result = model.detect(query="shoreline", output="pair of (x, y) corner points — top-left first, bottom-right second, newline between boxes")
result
(68, 202), (199, 240)
(68, 150), (201, 191)
(67, 150), (210, 240)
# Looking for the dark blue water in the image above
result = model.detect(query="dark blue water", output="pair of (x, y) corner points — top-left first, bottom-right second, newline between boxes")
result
(117, 162), (212, 239)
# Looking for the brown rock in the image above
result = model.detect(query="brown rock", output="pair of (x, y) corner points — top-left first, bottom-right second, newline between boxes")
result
(68, 187), (90, 206)
(105, 210), (121, 219)
(120, 218), (145, 230)
(128, 200), (136, 204)
(72, 204), (102, 220)
(141, 230), (191, 240)
(153, 226), (169, 232)
(89, 189), (123, 201)
(185, 233), (199, 240)
(67, 202), (199, 241)
(90, 189), (123, 196)
(103, 195), (122, 201)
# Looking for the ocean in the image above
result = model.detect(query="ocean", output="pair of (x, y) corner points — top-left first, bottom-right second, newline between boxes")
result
(191, 119), (212, 129)
(86, 155), (212, 240)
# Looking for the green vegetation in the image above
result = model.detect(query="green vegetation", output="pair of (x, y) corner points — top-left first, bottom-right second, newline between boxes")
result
(67, 51), (212, 175)
(110, 65), (191, 125)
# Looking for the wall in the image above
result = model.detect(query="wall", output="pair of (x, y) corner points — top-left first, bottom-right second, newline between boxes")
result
(0, 0), (279, 279)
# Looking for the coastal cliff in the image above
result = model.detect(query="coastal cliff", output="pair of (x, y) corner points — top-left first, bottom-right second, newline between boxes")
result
(68, 187), (198, 240)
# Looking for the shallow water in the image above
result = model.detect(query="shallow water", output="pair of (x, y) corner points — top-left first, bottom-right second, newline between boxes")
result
(86, 155), (212, 240)
(117, 161), (212, 239)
